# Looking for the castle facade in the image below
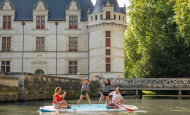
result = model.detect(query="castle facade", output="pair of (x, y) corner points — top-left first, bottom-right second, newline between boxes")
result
(0, 0), (126, 79)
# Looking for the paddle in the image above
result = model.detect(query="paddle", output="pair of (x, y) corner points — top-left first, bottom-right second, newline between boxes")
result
(62, 90), (66, 101)
(109, 98), (134, 112)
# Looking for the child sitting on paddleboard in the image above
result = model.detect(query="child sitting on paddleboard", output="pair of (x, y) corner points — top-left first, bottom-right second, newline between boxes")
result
(53, 87), (71, 112)
(99, 69), (121, 106)
(77, 72), (95, 107)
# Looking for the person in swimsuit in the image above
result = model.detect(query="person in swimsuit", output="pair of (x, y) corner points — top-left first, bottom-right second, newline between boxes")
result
(53, 87), (71, 112)
(99, 69), (121, 106)
(77, 72), (95, 107)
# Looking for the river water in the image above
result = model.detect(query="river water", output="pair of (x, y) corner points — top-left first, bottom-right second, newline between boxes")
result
(0, 96), (190, 115)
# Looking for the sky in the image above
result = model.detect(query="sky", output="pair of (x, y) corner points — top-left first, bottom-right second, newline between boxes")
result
(91, 0), (130, 7)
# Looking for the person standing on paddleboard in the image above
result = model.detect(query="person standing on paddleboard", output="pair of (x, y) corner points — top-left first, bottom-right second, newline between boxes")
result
(53, 87), (71, 112)
(77, 72), (95, 107)
(106, 87), (125, 109)
(99, 69), (121, 106)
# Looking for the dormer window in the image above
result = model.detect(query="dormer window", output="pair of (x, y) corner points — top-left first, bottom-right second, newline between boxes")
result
(3, 15), (11, 29)
(36, 16), (45, 29)
(100, 15), (103, 20)
(69, 16), (78, 29)
(106, 11), (110, 20)
(119, 15), (121, 20)
(91, 16), (93, 21)
(114, 15), (116, 20)
(95, 15), (97, 20)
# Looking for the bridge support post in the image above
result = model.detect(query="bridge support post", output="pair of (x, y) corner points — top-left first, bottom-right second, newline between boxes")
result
(136, 89), (138, 99)
(178, 90), (182, 99)
(139, 90), (142, 99)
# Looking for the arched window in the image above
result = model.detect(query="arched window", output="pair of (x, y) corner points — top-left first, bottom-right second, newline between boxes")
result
(35, 69), (44, 74)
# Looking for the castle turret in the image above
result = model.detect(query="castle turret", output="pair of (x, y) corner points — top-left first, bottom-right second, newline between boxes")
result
(88, 0), (126, 78)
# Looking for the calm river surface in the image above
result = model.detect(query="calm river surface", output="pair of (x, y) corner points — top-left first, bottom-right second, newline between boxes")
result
(0, 96), (190, 115)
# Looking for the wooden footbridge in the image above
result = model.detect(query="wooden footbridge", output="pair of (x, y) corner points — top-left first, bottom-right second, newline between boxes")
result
(99, 78), (190, 98)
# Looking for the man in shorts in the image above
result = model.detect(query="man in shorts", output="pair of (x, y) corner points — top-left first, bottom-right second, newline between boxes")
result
(106, 87), (125, 109)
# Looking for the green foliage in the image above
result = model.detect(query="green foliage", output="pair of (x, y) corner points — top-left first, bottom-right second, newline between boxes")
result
(125, 0), (190, 78)
(142, 91), (155, 95)
(49, 90), (54, 94)
(174, 0), (190, 44)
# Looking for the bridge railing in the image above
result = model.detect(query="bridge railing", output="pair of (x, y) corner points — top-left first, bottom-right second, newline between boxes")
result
(99, 78), (190, 88)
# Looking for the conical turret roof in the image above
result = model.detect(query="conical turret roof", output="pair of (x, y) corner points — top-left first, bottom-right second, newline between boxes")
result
(91, 0), (124, 14)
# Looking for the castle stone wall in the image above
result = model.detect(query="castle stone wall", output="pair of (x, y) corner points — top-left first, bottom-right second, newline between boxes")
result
(0, 72), (99, 102)
(0, 76), (19, 102)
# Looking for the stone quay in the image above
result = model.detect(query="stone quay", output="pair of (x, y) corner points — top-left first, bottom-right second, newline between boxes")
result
(0, 72), (99, 102)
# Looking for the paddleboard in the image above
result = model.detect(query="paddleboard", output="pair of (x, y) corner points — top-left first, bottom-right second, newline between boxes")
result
(40, 104), (138, 112)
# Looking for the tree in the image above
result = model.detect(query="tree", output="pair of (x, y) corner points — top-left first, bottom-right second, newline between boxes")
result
(174, 0), (190, 44)
(125, 0), (190, 78)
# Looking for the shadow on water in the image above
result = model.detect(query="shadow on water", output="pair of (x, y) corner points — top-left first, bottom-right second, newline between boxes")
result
(40, 112), (133, 115)
(0, 96), (190, 115)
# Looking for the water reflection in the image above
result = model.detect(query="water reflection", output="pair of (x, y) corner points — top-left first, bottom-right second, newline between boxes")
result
(0, 96), (190, 115)
(39, 111), (137, 115)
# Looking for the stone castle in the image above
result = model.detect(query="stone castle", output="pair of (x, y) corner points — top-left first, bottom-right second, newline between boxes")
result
(0, 0), (126, 79)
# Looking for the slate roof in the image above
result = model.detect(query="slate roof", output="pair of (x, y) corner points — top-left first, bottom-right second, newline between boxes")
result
(120, 7), (125, 14)
(0, 0), (94, 21)
(91, 0), (125, 14)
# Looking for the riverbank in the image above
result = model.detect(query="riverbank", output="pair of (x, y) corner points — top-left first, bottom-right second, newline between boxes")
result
(0, 76), (19, 102)
(143, 95), (190, 97)
(0, 72), (100, 103)
(142, 90), (190, 95)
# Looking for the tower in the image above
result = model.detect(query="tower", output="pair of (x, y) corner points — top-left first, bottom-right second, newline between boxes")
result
(88, 0), (127, 78)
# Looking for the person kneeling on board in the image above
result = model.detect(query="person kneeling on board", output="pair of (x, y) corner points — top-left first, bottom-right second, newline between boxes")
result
(106, 87), (125, 109)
